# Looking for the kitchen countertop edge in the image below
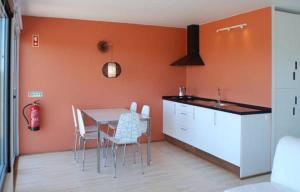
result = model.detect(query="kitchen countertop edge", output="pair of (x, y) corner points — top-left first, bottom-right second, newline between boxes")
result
(162, 96), (272, 115)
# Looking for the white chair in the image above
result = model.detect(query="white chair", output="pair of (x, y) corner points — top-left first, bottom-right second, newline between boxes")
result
(76, 109), (108, 171)
(104, 112), (143, 178)
(129, 101), (138, 112)
(140, 105), (150, 134)
(106, 102), (138, 144)
(128, 105), (150, 165)
(224, 136), (300, 192)
(72, 105), (98, 161)
(104, 103), (146, 164)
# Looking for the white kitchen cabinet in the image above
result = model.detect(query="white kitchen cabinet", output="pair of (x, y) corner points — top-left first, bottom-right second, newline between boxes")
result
(175, 103), (194, 144)
(273, 11), (299, 89)
(240, 114), (272, 177)
(163, 101), (195, 144)
(273, 89), (300, 153)
(193, 107), (214, 152)
(163, 99), (271, 178)
(163, 100), (176, 137)
(214, 111), (241, 166)
(272, 9), (300, 158)
(193, 108), (241, 166)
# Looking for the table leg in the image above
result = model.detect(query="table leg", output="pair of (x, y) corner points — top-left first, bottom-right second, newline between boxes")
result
(147, 118), (151, 166)
(97, 122), (101, 173)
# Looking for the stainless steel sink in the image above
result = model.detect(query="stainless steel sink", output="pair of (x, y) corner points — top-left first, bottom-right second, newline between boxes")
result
(216, 103), (232, 107)
(185, 99), (236, 108)
(206, 101), (233, 107)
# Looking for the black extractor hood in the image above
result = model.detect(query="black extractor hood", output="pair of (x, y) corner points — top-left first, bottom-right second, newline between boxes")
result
(171, 24), (204, 66)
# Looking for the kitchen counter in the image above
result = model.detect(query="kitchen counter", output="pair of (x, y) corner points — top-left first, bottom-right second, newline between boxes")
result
(162, 96), (271, 115)
(163, 96), (272, 178)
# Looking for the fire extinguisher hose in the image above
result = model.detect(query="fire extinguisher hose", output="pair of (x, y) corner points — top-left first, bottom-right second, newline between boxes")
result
(22, 103), (32, 129)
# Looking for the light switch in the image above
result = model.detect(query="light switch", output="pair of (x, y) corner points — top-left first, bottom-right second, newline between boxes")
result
(32, 35), (39, 47)
(28, 91), (43, 98)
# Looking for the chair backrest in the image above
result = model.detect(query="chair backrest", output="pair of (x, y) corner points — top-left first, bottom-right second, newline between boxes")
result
(115, 112), (141, 142)
(76, 109), (86, 136)
(141, 105), (150, 117)
(130, 102), (137, 112)
(140, 105), (150, 134)
(71, 105), (78, 129)
(271, 136), (300, 191)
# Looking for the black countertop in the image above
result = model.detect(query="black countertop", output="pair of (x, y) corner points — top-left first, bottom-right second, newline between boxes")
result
(162, 96), (271, 115)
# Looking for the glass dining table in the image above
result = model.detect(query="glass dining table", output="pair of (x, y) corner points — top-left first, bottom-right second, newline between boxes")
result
(82, 108), (151, 173)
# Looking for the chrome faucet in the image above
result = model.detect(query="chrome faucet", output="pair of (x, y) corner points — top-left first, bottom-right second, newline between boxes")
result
(217, 88), (222, 105)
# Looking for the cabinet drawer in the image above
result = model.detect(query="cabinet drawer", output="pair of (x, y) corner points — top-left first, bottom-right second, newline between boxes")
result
(176, 103), (194, 120)
(177, 103), (191, 112)
(175, 103), (194, 143)
(176, 126), (190, 143)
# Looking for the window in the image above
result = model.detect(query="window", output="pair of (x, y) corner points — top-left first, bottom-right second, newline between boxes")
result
(11, 13), (20, 163)
(0, 2), (9, 188)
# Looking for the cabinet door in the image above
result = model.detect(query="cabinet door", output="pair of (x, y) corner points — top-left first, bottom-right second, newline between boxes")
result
(274, 56), (298, 89)
(215, 111), (241, 166)
(163, 100), (176, 137)
(296, 14), (300, 65)
(175, 103), (193, 143)
(273, 89), (300, 154)
(274, 11), (299, 88)
(193, 107), (215, 152)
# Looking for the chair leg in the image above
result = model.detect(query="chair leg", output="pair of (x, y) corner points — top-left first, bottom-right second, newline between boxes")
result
(104, 127), (111, 159)
(133, 143), (138, 164)
(104, 140), (111, 167)
(78, 137), (83, 163)
(122, 144), (127, 166)
(138, 142), (144, 175)
(74, 132), (78, 160)
(82, 139), (86, 171)
(104, 127), (116, 159)
(102, 139), (106, 159)
(113, 144), (118, 178)
(100, 136), (105, 159)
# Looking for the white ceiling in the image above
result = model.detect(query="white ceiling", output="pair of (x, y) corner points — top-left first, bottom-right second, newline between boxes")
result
(19, 0), (299, 28)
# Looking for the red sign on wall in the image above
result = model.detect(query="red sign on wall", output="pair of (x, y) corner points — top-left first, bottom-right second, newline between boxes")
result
(32, 35), (39, 47)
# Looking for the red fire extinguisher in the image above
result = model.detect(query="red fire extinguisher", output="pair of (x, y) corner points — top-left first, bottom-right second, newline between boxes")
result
(23, 100), (40, 131)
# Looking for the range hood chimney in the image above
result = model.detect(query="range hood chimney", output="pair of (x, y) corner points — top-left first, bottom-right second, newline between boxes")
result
(171, 24), (204, 66)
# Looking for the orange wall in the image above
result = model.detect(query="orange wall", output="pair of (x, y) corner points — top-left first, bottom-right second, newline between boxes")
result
(20, 16), (186, 154)
(187, 7), (271, 107)
(20, 7), (272, 154)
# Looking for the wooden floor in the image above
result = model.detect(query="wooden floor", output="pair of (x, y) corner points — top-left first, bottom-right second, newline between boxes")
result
(16, 142), (269, 192)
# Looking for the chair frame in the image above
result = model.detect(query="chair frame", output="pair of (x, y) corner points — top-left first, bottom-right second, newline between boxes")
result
(104, 102), (139, 159)
(104, 112), (144, 178)
(71, 105), (80, 161)
(72, 105), (98, 162)
(76, 109), (100, 171)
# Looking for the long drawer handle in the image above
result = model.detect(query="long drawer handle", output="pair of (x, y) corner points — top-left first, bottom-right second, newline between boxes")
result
(293, 72), (296, 80)
(193, 108), (195, 120)
(174, 104), (176, 114)
(296, 61), (298, 70)
(295, 96), (298, 105)
(293, 107), (295, 116)
(214, 112), (216, 126)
